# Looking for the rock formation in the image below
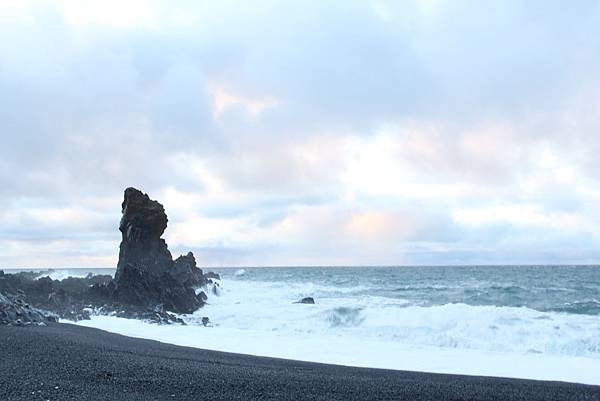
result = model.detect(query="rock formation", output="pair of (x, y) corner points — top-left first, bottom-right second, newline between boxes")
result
(112, 187), (207, 314)
(0, 291), (57, 326)
(0, 271), (112, 321)
(294, 297), (315, 304)
(0, 187), (216, 324)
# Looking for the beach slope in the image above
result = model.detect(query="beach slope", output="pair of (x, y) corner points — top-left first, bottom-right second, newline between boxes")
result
(1, 323), (598, 401)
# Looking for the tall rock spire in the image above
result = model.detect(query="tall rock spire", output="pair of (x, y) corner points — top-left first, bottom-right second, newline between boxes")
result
(113, 187), (205, 313)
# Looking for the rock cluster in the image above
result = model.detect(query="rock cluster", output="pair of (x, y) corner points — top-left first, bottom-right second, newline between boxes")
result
(0, 292), (57, 326)
(0, 271), (112, 321)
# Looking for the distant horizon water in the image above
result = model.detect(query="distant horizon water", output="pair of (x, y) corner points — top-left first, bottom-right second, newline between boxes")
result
(4, 263), (600, 270)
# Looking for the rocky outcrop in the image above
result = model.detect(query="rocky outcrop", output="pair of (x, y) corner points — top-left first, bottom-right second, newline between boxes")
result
(0, 292), (57, 326)
(172, 252), (204, 287)
(115, 187), (172, 281)
(0, 272), (112, 321)
(204, 271), (221, 281)
(0, 187), (217, 324)
(111, 188), (207, 314)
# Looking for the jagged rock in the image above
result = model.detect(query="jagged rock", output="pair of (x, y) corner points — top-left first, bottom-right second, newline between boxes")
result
(204, 272), (221, 280)
(0, 272), (111, 321)
(172, 252), (204, 287)
(112, 187), (207, 314)
(0, 187), (217, 323)
(294, 297), (315, 304)
(115, 187), (172, 281)
(0, 292), (57, 326)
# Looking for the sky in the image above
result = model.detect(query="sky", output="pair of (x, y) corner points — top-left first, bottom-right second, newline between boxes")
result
(1, 0), (600, 268)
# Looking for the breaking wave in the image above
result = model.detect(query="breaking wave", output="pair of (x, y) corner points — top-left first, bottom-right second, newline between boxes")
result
(72, 265), (600, 385)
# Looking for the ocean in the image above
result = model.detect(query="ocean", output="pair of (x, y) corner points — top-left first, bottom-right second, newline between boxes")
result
(12, 265), (600, 384)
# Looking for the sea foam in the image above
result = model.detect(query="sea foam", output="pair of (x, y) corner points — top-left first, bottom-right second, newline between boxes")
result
(76, 314), (600, 385)
(75, 271), (600, 385)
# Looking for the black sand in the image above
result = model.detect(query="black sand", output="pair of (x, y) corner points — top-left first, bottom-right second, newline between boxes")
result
(1, 323), (598, 401)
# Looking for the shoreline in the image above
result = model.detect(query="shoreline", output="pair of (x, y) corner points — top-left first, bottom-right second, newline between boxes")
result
(1, 323), (598, 401)
(74, 313), (600, 386)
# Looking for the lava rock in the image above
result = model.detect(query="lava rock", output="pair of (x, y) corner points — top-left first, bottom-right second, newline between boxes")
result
(0, 187), (219, 323)
(114, 187), (173, 281)
(112, 188), (207, 314)
(294, 297), (315, 304)
(172, 252), (204, 287)
(204, 272), (221, 280)
(0, 292), (57, 326)
(0, 272), (111, 321)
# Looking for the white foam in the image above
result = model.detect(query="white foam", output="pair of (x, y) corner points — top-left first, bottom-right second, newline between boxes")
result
(76, 315), (600, 385)
(74, 277), (600, 385)
(36, 270), (91, 281)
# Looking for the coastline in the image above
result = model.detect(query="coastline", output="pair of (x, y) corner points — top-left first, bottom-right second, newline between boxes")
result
(75, 314), (600, 386)
(1, 323), (598, 401)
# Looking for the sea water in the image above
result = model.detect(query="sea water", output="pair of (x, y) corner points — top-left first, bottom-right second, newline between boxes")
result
(17, 265), (600, 384)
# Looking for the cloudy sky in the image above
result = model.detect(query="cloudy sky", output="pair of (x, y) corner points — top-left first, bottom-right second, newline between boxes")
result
(1, 0), (600, 268)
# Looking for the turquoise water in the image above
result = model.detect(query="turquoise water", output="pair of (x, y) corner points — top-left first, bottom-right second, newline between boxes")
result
(17, 264), (600, 380)
(6, 265), (599, 316)
(212, 265), (600, 316)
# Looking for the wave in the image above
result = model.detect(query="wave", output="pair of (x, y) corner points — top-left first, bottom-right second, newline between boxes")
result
(35, 270), (93, 281)
(72, 269), (600, 385)
(326, 307), (365, 328)
(360, 303), (600, 356)
(487, 285), (528, 293)
(393, 284), (456, 291)
(548, 299), (600, 315)
(76, 313), (600, 385)
(176, 278), (600, 359)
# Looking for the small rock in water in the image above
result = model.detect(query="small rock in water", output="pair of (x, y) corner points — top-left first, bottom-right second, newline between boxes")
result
(204, 272), (221, 280)
(294, 297), (315, 304)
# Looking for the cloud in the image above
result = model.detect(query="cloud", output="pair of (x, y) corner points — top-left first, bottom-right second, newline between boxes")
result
(0, 1), (599, 266)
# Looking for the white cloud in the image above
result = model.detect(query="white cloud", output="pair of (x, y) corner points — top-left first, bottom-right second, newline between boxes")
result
(58, 0), (162, 30)
(452, 204), (586, 230)
(1, 1), (599, 266)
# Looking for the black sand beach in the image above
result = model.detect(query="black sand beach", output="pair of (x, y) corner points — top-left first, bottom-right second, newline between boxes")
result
(1, 323), (598, 401)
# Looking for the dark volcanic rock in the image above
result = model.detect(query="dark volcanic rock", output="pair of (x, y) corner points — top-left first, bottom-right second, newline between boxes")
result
(172, 252), (204, 287)
(0, 272), (112, 321)
(0, 292), (57, 326)
(112, 187), (207, 314)
(115, 187), (172, 281)
(204, 271), (221, 280)
(0, 188), (217, 324)
(294, 297), (315, 304)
